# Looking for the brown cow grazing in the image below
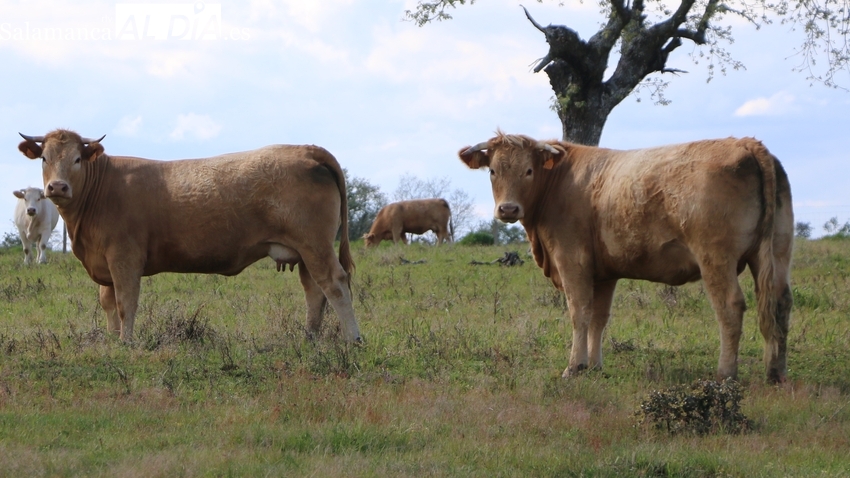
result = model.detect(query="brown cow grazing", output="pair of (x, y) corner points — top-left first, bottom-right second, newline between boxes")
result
(18, 129), (361, 343)
(459, 132), (793, 383)
(363, 198), (453, 247)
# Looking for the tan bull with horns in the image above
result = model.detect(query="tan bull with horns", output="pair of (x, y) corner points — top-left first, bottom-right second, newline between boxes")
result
(459, 131), (793, 383)
(18, 129), (362, 343)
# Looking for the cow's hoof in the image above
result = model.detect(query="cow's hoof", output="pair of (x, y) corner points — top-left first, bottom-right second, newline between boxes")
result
(767, 370), (787, 385)
(561, 363), (587, 378)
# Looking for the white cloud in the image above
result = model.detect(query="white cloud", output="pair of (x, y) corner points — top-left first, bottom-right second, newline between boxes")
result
(113, 115), (142, 136)
(144, 49), (200, 78)
(364, 22), (549, 115)
(734, 91), (796, 117)
(246, 0), (355, 31)
(170, 113), (222, 141)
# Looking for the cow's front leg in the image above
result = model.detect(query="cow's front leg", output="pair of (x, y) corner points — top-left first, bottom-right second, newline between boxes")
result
(391, 226), (403, 245)
(99, 284), (121, 335)
(561, 277), (595, 378)
(107, 264), (143, 342)
(21, 235), (34, 265)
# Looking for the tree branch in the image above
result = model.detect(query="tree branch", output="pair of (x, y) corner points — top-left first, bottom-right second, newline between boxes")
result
(532, 53), (554, 73)
(522, 6), (598, 79)
(609, 0), (630, 23)
(522, 7), (622, 83)
(675, 29), (707, 44)
(521, 5), (546, 33)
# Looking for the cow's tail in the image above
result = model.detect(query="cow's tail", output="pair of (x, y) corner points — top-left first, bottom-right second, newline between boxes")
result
(746, 139), (779, 353)
(313, 146), (354, 281)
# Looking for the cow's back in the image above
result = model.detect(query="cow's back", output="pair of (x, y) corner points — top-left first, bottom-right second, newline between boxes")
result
(551, 138), (774, 284)
(398, 199), (450, 235)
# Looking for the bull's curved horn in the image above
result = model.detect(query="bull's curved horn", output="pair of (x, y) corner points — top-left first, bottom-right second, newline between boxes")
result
(535, 141), (560, 155)
(81, 134), (106, 144)
(19, 133), (45, 143)
(462, 141), (490, 155)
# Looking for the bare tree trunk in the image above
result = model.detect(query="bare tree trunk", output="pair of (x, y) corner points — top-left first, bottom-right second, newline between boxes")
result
(546, 61), (615, 146)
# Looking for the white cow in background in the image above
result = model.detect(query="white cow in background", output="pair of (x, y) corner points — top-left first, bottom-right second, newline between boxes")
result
(13, 187), (60, 264)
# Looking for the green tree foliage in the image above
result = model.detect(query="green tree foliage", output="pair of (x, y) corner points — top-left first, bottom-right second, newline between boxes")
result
(822, 216), (850, 239)
(1, 230), (22, 248)
(407, 0), (850, 145)
(795, 221), (813, 239)
(458, 230), (495, 245)
(461, 219), (527, 245)
(344, 169), (388, 241)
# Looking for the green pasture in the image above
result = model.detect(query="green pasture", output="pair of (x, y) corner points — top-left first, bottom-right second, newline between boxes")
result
(0, 239), (848, 476)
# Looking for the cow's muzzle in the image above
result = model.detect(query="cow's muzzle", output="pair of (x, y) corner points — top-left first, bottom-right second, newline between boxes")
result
(46, 180), (71, 200)
(496, 203), (522, 223)
(26, 208), (36, 216)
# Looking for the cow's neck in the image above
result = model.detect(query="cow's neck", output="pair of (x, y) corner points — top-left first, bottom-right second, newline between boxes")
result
(58, 155), (110, 247)
(519, 156), (572, 290)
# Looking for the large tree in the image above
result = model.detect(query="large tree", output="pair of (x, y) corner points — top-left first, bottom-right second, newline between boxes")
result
(407, 0), (850, 145)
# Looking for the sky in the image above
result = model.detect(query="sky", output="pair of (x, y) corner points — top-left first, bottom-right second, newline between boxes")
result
(2, 0), (849, 241)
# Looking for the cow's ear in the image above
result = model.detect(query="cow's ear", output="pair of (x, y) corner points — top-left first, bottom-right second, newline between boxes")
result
(539, 143), (566, 170)
(82, 142), (104, 162)
(458, 146), (490, 169)
(13, 189), (25, 199)
(18, 140), (42, 160)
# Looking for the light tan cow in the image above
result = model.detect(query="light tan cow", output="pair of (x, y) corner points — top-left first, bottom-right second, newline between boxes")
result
(13, 187), (60, 265)
(18, 129), (361, 343)
(363, 198), (453, 247)
(459, 132), (793, 383)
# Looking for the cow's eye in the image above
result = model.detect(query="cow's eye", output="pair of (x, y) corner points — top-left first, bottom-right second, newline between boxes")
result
(74, 157), (81, 164)
(526, 168), (533, 177)
(489, 169), (495, 177)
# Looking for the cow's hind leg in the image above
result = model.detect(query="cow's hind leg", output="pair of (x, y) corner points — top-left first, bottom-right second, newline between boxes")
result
(435, 228), (447, 245)
(588, 280), (617, 370)
(701, 261), (747, 380)
(300, 250), (361, 343)
(298, 261), (328, 338)
(99, 285), (121, 336)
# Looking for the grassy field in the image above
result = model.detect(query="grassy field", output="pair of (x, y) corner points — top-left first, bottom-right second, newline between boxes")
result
(0, 238), (849, 476)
